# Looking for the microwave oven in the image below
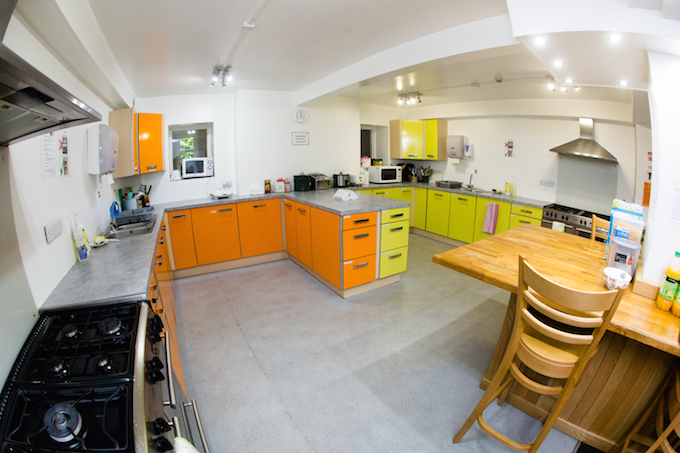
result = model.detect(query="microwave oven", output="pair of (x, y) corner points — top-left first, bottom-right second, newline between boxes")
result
(182, 157), (214, 178)
(368, 166), (401, 183)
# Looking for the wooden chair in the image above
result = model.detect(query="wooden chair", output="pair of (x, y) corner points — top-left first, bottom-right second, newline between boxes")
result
(615, 366), (680, 453)
(591, 214), (610, 245)
(453, 255), (625, 453)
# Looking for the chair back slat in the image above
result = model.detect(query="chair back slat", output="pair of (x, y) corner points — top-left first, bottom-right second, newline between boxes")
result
(523, 289), (603, 329)
(521, 308), (594, 345)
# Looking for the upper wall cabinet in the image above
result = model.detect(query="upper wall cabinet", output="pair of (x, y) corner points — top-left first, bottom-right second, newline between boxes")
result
(109, 108), (164, 178)
(389, 119), (447, 161)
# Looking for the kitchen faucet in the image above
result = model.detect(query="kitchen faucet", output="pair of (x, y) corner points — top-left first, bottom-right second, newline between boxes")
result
(468, 173), (474, 189)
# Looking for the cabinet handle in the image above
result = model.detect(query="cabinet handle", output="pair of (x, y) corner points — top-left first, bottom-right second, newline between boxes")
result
(389, 253), (402, 260)
(434, 193), (443, 197)
(253, 204), (266, 208)
(427, 154), (435, 158)
(147, 164), (158, 170)
(284, 203), (293, 208)
(520, 220), (530, 224)
(457, 197), (468, 201)
(376, 191), (387, 195)
(401, 189), (410, 193)
(159, 238), (165, 245)
(219, 208), (232, 213)
(354, 233), (370, 239)
(390, 226), (403, 232)
(161, 225), (166, 232)
(408, 153), (417, 157)
(390, 213), (404, 218)
(521, 209), (532, 214)
(161, 332), (177, 409)
(182, 400), (211, 453)
(353, 218), (369, 224)
(173, 214), (186, 219)
(298, 208), (306, 212)
(353, 262), (369, 269)
(156, 255), (163, 267)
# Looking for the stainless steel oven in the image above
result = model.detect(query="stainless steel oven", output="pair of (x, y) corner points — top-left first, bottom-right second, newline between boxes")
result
(541, 203), (609, 240)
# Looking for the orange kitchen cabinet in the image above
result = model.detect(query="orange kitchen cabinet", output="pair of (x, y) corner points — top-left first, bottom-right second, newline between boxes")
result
(191, 204), (241, 266)
(311, 207), (341, 288)
(342, 211), (377, 230)
(155, 219), (170, 273)
(168, 210), (198, 269)
(295, 203), (313, 268)
(138, 113), (163, 174)
(237, 199), (283, 258)
(283, 199), (298, 258)
(342, 225), (376, 260)
(343, 254), (376, 289)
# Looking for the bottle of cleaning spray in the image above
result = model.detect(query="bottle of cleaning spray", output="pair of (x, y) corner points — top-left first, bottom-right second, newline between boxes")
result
(72, 211), (90, 262)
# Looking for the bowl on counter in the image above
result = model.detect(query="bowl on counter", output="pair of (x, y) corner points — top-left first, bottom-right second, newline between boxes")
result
(603, 267), (632, 290)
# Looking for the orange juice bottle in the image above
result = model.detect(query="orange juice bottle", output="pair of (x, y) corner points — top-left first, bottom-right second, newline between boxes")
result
(658, 251), (680, 313)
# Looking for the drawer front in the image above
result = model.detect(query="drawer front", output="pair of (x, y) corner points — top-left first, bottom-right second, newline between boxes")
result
(398, 187), (413, 202)
(381, 206), (411, 223)
(509, 214), (542, 229)
(379, 246), (408, 278)
(343, 254), (376, 289)
(381, 220), (409, 252)
(343, 226), (377, 260)
(342, 211), (377, 230)
(510, 204), (543, 220)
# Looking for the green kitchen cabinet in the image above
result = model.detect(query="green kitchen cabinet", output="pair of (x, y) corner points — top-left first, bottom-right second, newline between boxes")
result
(448, 193), (477, 243)
(414, 187), (427, 229)
(473, 199), (511, 242)
(425, 190), (450, 236)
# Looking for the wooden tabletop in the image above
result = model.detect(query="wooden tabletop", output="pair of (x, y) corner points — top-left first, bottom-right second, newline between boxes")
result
(433, 224), (680, 357)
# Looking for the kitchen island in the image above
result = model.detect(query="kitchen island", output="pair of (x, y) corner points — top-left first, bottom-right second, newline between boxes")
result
(433, 224), (679, 451)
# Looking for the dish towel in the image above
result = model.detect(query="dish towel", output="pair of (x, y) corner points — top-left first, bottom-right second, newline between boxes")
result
(482, 202), (499, 235)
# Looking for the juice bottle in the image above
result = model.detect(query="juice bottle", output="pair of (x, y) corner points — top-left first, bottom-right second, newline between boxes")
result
(658, 251), (680, 313)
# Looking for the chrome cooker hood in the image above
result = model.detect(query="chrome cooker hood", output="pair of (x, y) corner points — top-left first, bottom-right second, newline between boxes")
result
(0, 0), (100, 146)
(549, 118), (618, 163)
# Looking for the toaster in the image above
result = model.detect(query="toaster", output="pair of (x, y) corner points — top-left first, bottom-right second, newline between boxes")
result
(310, 173), (331, 190)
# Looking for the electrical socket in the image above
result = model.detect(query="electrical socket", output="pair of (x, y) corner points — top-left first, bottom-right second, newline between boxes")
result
(44, 218), (63, 244)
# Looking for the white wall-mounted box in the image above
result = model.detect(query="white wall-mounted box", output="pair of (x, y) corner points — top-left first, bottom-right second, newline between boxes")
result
(87, 124), (119, 175)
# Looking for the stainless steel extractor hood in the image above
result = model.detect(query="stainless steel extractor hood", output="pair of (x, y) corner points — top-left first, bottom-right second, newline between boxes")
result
(0, 0), (100, 146)
(549, 118), (618, 163)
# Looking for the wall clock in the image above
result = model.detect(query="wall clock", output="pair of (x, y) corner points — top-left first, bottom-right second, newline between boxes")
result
(294, 109), (308, 123)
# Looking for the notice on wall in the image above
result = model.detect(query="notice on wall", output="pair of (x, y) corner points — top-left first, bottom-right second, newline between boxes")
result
(60, 132), (69, 176)
(292, 132), (310, 146)
(41, 133), (58, 179)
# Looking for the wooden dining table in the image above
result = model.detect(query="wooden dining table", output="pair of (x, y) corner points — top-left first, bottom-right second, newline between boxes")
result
(433, 224), (679, 451)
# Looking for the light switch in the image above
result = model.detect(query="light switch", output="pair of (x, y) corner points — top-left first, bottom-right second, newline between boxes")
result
(44, 218), (63, 244)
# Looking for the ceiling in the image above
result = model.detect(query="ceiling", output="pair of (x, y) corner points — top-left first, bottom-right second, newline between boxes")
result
(13, 0), (680, 110)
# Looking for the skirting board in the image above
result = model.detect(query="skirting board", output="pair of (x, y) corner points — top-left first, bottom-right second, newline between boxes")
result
(410, 227), (467, 248)
(172, 251), (288, 279)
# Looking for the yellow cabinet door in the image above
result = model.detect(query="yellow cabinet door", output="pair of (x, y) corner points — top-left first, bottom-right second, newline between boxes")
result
(397, 187), (413, 202)
(283, 200), (298, 257)
(191, 204), (241, 266)
(448, 194), (477, 243)
(379, 246), (408, 278)
(424, 119), (448, 160)
(381, 207), (410, 224)
(414, 187), (427, 229)
(425, 190), (450, 236)
(510, 204), (543, 220)
(296, 203), (313, 268)
(381, 220), (409, 252)
(390, 120), (423, 159)
(509, 214), (542, 229)
(473, 199), (511, 242)
(356, 189), (373, 195)
(372, 188), (395, 198)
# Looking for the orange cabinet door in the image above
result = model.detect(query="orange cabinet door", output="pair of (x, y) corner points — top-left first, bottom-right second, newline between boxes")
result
(311, 207), (341, 288)
(237, 199), (283, 258)
(295, 204), (313, 268)
(283, 199), (298, 258)
(138, 113), (163, 174)
(191, 204), (241, 266)
(168, 210), (198, 269)
(342, 226), (376, 260)
(155, 223), (170, 273)
(342, 211), (377, 230)
(343, 254), (376, 289)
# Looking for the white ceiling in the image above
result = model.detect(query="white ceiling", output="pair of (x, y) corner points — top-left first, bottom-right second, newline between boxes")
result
(13, 0), (680, 109)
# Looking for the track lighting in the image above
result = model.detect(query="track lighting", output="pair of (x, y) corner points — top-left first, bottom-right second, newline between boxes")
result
(210, 66), (233, 88)
(398, 92), (422, 106)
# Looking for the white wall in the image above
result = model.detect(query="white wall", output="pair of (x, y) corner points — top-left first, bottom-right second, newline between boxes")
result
(235, 91), (361, 195)
(129, 94), (235, 204)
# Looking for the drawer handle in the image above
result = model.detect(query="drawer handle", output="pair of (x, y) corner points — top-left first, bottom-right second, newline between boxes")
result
(427, 154), (435, 158)
(390, 226), (403, 232)
(521, 209), (532, 214)
(219, 208), (232, 213)
(354, 233), (370, 239)
(159, 238), (165, 245)
(353, 218), (370, 224)
(161, 225), (166, 232)
(147, 164), (158, 169)
(408, 153), (417, 157)
(391, 213), (404, 218)
(434, 193), (443, 197)
(375, 191), (387, 195)
(457, 197), (468, 201)
(173, 214), (186, 219)
(298, 208), (306, 212)
(520, 220), (530, 224)
(389, 253), (402, 260)
(402, 189), (410, 193)
(353, 262), (369, 269)
(254, 204), (266, 208)
(285, 203), (293, 208)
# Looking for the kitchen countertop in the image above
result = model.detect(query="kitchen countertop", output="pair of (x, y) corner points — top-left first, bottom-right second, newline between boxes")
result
(40, 190), (410, 312)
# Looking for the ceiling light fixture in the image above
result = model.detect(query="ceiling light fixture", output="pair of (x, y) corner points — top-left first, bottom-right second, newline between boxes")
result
(575, 87), (581, 92)
(609, 34), (622, 43)
(619, 80), (629, 86)
(553, 60), (563, 68)
(398, 92), (422, 106)
(534, 37), (547, 46)
(210, 66), (233, 88)
(561, 86), (568, 92)
(565, 78), (574, 84)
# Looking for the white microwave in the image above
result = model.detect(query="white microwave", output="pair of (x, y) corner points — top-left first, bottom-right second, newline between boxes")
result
(182, 157), (214, 179)
(368, 166), (401, 183)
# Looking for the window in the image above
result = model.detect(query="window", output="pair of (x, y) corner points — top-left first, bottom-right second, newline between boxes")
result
(169, 123), (213, 178)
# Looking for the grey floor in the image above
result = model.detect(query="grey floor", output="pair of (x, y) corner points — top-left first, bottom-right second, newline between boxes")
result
(173, 234), (580, 453)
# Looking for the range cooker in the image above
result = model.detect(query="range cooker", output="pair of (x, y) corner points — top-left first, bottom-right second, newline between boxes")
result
(0, 301), (207, 453)
(541, 203), (610, 239)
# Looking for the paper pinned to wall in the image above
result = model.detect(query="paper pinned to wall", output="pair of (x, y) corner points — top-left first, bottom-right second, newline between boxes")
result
(41, 133), (58, 179)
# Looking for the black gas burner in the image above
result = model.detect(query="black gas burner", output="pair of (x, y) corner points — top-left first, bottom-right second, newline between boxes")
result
(43, 356), (69, 379)
(61, 323), (79, 339)
(98, 317), (123, 336)
(43, 401), (84, 443)
(92, 354), (116, 375)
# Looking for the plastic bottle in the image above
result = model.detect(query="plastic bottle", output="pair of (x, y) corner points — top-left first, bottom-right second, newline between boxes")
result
(657, 251), (680, 313)
(72, 212), (89, 262)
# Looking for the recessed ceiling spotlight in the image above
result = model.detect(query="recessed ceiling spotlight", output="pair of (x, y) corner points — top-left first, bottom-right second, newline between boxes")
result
(561, 87), (568, 92)
(534, 37), (547, 46)
(575, 87), (581, 92)
(619, 80), (629, 86)
(609, 34), (622, 43)
(553, 60), (563, 68)
(548, 82), (555, 91)
(565, 78), (574, 84)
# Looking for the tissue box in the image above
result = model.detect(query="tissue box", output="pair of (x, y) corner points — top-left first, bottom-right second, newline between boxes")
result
(333, 189), (358, 202)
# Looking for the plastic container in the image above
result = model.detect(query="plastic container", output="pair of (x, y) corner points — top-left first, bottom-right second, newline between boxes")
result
(607, 237), (642, 276)
(658, 251), (680, 313)
(284, 179), (292, 193)
(72, 212), (89, 262)
(264, 179), (271, 194)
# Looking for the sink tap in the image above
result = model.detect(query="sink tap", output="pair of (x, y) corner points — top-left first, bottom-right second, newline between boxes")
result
(468, 173), (474, 189)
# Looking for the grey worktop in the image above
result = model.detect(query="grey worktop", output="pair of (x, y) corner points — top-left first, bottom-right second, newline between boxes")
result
(40, 190), (409, 312)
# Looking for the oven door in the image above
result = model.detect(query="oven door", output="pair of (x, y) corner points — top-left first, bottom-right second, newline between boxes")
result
(541, 219), (575, 235)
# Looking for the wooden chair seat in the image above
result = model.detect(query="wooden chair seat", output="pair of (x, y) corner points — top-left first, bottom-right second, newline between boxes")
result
(453, 255), (624, 453)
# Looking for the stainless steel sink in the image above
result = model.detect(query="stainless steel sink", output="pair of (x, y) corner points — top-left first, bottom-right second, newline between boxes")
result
(459, 187), (490, 194)
(105, 214), (157, 238)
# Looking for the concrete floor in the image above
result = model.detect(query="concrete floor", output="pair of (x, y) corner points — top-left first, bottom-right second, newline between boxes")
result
(173, 234), (580, 453)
